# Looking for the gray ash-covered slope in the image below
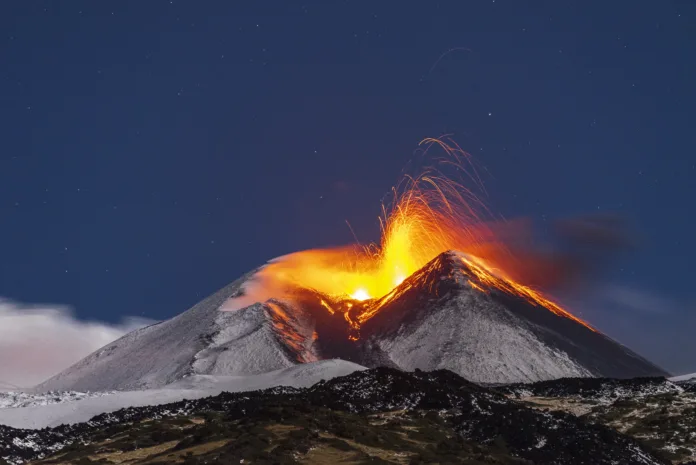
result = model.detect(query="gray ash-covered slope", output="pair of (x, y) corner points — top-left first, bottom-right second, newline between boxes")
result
(36, 272), (319, 393)
(0, 368), (668, 465)
(352, 251), (668, 383)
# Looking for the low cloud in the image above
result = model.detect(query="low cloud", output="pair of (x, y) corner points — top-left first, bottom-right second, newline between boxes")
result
(602, 285), (674, 315)
(0, 299), (154, 388)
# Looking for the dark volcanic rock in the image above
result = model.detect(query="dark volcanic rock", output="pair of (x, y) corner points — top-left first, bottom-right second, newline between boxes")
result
(0, 368), (667, 465)
(493, 376), (696, 464)
(497, 376), (682, 400)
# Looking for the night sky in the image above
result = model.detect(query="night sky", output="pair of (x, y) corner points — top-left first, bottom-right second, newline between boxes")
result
(2, 2), (695, 373)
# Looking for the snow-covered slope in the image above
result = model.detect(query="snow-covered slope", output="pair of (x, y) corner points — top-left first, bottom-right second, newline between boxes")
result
(0, 359), (365, 429)
(357, 252), (668, 383)
(0, 391), (113, 409)
(36, 273), (318, 392)
(670, 372), (696, 383)
(36, 251), (668, 392)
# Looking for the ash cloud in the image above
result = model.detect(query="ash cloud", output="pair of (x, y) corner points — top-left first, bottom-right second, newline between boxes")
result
(0, 299), (154, 388)
(494, 213), (635, 292)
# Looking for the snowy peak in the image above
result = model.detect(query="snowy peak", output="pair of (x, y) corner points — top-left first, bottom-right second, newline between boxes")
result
(36, 251), (668, 392)
(353, 250), (591, 334)
(340, 251), (482, 335)
(352, 251), (472, 331)
(355, 251), (668, 383)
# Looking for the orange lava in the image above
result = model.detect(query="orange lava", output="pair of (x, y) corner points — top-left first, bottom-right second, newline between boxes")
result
(245, 137), (595, 332)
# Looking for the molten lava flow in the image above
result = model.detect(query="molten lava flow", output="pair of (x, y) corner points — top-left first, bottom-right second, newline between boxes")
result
(242, 137), (595, 333)
(351, 289), (370, 301)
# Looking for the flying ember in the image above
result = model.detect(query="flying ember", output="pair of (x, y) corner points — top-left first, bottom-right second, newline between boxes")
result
(239, 137), (594, 332)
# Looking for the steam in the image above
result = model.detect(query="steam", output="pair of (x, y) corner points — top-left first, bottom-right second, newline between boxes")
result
(0, 298), (154, 388)
(220, 276), (280, 313)
(489, 213), (634, 292)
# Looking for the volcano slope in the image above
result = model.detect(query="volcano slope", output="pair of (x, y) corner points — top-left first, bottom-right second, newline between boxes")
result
(35, 272), (321, 392)
(0, 368), (670, 465)
(37, 252), (666, 393)
(349, 251), (668, 383)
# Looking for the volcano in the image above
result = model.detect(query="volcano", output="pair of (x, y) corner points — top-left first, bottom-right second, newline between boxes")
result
(36, 251), (666, 393)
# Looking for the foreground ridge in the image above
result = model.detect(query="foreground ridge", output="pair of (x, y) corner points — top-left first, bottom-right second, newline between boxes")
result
(499, 376), (696, 463)
(1, 368), (669, 465)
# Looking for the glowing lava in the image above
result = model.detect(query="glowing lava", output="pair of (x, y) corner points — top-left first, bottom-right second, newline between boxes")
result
(243, 137), (594, 332)
(351, 288), (371, 301)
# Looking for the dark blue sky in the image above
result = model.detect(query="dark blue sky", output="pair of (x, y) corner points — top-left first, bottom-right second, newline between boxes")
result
(1, 1), (695, 372)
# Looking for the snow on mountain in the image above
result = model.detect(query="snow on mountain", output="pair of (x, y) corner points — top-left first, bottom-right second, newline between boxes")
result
(0, 359), (365, 429)
(670, 372), (696, 383)
(356, 252), (668, 383)
(36, 251), (668, 393)
(36, 272), (319, 393)
(0, 390), (113, 409)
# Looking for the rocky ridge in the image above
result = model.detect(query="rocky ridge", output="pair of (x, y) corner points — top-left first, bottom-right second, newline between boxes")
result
(1, 368), (668, 465)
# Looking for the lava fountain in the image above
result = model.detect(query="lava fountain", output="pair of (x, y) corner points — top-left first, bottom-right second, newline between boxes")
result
(232, 137), (594, 332)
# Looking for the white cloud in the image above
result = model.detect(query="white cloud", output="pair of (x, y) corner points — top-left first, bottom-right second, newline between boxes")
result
(0, 299), (154, 388)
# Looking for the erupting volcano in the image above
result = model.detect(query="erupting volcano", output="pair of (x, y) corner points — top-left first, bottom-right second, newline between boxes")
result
(236, 137), (593, 335)
(36, 138), (668, 393)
